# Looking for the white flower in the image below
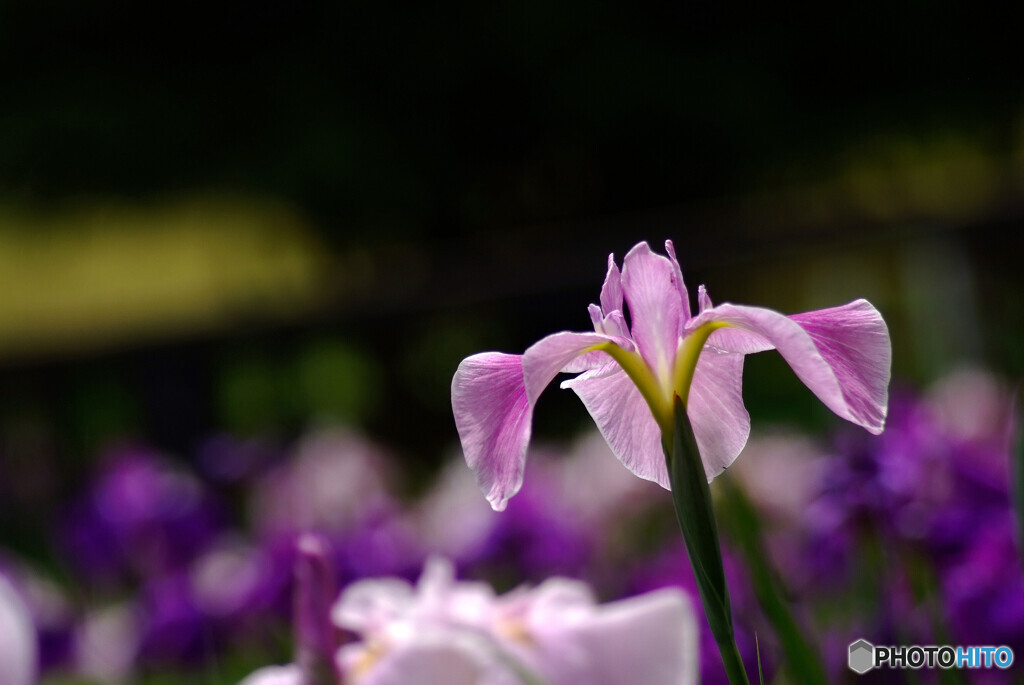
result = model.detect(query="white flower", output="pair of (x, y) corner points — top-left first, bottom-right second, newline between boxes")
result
(0, 573), (37, 685)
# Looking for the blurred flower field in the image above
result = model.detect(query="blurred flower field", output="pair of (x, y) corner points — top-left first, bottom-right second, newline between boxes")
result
(2, 364), (1020, 684)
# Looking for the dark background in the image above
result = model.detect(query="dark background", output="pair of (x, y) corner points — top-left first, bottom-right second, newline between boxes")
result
(0, 0), (1022, 513)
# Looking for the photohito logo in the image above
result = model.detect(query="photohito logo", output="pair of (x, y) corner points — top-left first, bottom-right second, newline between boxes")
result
(848, 639), (1014, 674)
(848, 639), (875, 674)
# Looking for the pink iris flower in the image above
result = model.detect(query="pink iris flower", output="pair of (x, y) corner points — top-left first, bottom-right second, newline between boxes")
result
(452, 240), (891, 510)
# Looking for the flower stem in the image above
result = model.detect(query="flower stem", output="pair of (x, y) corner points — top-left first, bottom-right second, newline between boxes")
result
(719, 635), (752, 685)
(663, 394), (750, 685)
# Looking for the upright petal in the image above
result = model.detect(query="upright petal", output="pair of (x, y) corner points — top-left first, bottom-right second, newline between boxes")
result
(686, 349), (751, 480)
(587, 303), (604, 332)
(693, 300), (890, 433)
(601, 310), (630, 339)
(562, 364), (669, 489)
(600, 253), (623, 316)
(696, 284), (713, 314)
(664, 240), (692, 321)
(621, 242), (686, 382)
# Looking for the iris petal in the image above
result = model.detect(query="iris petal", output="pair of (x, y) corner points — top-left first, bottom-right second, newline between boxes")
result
(789, 299), (891, 433)
(453, 333), (624, 510)
(600, 253), (623, 316)
(693, 300), (890, 434)
(528, 586), (699, 685)
(686, 349), (751, 480)
(664, 239), (692, 321)
(451, 353), (533, 511)
(355, 638), (494, 685)
(621, 242), (686, 383)
(562, 364), (669, 488)
(522, 332), (627, 406)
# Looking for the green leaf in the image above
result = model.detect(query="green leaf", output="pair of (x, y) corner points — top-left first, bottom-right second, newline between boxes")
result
(664, 395), (750, 685)
(717, 478), (829, 683)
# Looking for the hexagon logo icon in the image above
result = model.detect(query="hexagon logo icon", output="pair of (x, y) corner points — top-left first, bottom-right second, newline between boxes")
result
(848, 639), (875, 674)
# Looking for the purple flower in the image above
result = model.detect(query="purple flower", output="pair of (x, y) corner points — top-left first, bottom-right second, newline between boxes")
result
(59, 444), (224, 583)
(0, 573), (37, 685)
(137, 571), (208, 664)
(803, 372), (1016, 590)
(453, 240), (891, 510)
(943, 516), (1024, 653)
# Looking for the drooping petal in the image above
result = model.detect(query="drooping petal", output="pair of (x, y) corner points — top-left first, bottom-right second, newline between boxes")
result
(621, 242), (686, 382)
(599, 253), (623, 316)
(693, 300), (890, 433)
(562, 364), (669, 489)
(664, 240), (692, 321)
(686, 349), (751, 480)
(454, 333), (623, 511)
(788, 299), (891, 432)
(452, 353), (532, 511)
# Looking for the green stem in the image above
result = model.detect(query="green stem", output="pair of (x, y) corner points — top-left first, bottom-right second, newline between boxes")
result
(718, 478), (828, 683)
(664, 395), (750, 685)
(718, 636), (751, 685)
